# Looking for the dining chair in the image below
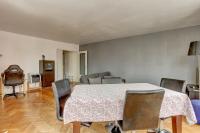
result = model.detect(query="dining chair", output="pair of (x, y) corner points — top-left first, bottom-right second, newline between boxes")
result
(52, 79), (92, 127)
(52, 79), (71, 121)
(117, 89), (165, 133)
(160, 78), (185, 92)
(104, 77), (126, 130)
(159, 78), (185, 133)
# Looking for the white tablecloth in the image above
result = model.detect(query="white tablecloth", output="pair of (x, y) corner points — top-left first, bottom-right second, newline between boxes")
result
(63, 83), (197, 125)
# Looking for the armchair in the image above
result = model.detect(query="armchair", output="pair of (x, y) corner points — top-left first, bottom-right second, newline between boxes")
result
(1, 65), (25, 99)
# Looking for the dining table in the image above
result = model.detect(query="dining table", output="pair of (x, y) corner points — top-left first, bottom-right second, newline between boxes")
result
(63, 83), (197, 133)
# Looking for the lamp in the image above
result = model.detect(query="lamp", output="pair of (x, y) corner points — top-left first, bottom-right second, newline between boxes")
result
(188, 41), (200, 85)
(188, 41), (200, 56)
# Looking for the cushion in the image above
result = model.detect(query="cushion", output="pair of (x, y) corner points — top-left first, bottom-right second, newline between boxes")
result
(89, 77), (102, 84)
(80, 75), (89, 84)
(98, 72), (111, 78)
(191, 100), (200, 124)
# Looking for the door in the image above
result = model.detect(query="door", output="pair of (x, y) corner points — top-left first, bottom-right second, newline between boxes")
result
(80, 51), (87, 76)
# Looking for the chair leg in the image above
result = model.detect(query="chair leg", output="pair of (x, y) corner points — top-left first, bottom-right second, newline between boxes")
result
(81, 122), (92, 127)
(13, 86), (17, 98)
(115, 122), (136, 133)
(106, 121), (136, 133)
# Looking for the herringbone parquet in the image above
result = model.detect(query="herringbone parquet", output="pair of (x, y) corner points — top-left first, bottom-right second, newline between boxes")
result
(0, 88), (199, 133)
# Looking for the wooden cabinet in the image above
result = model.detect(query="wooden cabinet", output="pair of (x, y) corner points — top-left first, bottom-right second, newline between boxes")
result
(39, 60), (55, 87)
(0, 78), (2, 99)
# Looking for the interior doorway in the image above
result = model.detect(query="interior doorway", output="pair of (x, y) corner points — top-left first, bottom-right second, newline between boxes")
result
(63, 51), (80, 82)
(80, 51), (88, 76)
(56, 50), (87, 82)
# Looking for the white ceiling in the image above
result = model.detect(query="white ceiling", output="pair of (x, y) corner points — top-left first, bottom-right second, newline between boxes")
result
(0, 0), (200, 45)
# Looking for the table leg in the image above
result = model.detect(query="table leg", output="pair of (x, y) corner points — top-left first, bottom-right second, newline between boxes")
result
(172, 115), (182, 133)
(73, 122), (80, 133)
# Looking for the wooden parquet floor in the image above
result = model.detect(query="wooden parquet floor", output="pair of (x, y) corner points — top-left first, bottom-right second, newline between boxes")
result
(0, 88), (199, 133)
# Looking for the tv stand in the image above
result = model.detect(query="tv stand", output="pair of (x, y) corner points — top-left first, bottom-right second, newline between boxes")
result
(39, 60), (55, 87)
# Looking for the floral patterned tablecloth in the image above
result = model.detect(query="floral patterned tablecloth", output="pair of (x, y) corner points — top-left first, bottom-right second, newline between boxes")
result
(64, 83), (197, 125)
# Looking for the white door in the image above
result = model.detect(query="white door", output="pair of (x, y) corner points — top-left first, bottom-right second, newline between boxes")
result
(63, 51), (80, 82)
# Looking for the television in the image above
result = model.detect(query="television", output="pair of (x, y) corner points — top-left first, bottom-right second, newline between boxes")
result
(45, 63), (54, 71)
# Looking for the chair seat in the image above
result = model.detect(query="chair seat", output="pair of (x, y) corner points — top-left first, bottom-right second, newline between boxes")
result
(191, 100), (200, 124)
(4, 80), (24, 86)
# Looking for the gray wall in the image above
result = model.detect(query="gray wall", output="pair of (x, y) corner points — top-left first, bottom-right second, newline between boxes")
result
(80, 26), (200, 85)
